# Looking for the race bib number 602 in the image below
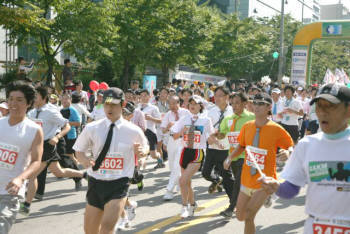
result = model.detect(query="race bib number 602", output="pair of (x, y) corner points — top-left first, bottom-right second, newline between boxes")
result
(0, 143), (19, 171)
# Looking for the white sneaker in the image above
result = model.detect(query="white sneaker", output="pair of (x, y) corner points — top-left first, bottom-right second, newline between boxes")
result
(126, 202), (137, 221)
(188, 203), (197, 217)
(163, 190), (174, 201)
(180, 205), (189, 219)
(116, 216), (130, 231)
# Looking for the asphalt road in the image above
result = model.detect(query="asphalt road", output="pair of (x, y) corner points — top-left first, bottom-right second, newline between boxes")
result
(11, 159), (307, 234)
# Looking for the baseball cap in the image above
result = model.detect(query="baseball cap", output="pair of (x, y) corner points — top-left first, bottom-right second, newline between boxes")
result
(310, 83), (350, 105)
(189, 95), (204, 104)
(0, 102), (8, 109)
(297, 86), (304, 91)
(271, 88), (281, 94)
(253, 93), (272, 104)
(103, 87), (124, 104)
(97, 90), (104, 96)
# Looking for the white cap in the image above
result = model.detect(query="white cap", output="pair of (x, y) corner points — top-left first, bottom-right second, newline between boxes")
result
(0, 102), (8, 109)
(297, 86), (303, 91)
(271, 88), (281, 94)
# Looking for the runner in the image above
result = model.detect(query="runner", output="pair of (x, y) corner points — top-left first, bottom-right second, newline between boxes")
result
(22, 86), (86, 215)
(138, 89), (163, 169)
(218, 92), (255, 217)
(223, 92), (294, 234)
(74, 87), (148, 234)
(171, 95), (216, 218)
(161, 95), (190, 201)
(202, 86), (234, 214)
(261, 83), (350, 234)
(0, 81), (43, 233)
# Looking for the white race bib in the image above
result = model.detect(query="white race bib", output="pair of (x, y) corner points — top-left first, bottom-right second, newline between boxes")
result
(0, 142), (19, 171)
(183, 130), (201, 149)
(31, 118), (43, 127)
(246, 146), (267, 170)
(99, 152), (124, 175)
(227, 131), (240, 148)
(313, 219), (350, 234)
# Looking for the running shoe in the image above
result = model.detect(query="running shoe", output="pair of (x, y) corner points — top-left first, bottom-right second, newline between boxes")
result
(154, 162), (165, 169)
(180, 205), (189, 219)
(163, 190), (174, 201)
(126, 201), (137, 221)
(34, 193), (43, 201)
(116, 216), (130, 231)
(19, 203), (30, 216)
(188, 202), (198, 217)
(219, 207), (234, 218)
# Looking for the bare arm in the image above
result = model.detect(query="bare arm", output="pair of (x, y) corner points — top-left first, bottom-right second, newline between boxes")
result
(75, 151), (95, 169)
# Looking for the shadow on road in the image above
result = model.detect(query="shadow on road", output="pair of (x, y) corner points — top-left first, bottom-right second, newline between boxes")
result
(256, 219), (305, 233)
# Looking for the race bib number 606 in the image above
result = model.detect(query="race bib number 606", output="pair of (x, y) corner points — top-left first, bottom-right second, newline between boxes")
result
(0, 143), (19, 171)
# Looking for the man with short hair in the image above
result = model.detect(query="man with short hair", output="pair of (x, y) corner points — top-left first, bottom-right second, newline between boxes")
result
(261, 83), (350, 234)
(218, 92), (255, 217)
(0, 81), (43, 233)
(138, 89), (163, 168)
(280, 85), (303, 143)
(62, 59), (74, 87)
(161, 95), (190, 200)
(202, 86), (234, 215)
(130, 80), (139, 91)
(74, 87), (148, 234)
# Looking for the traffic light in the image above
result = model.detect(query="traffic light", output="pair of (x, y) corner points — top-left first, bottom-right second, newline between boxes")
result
(272, 52), (279, 59)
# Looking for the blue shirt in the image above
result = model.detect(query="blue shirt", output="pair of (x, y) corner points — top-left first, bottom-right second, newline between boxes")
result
(63, 106), (81, 139)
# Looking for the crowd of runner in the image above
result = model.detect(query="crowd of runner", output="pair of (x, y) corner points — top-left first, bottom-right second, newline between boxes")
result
(0, 76), (349, 234)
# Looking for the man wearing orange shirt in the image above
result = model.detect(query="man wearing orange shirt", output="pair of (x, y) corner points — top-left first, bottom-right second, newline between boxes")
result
(223, 92), (294, 234)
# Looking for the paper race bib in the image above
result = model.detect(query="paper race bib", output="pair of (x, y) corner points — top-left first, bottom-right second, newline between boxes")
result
(31, 118), (43, 127)
(0, 142), (19, 171)
(227, 131), (239, 148)
(246, 146), (267, 170)
(313, 219), (350, 234)
(99, 153), (124, 175)
(183, 130), (201, 149)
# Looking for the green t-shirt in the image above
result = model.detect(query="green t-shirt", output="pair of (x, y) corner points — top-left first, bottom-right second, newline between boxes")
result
(220, 109), (255, 161)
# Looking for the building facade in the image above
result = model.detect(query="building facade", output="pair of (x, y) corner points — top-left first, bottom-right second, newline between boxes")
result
(320, 3), (350, 20)
(210, 0), (320, 23)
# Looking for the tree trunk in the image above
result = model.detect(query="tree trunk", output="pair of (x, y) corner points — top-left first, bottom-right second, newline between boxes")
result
(120, 58), (130, 90)
(160, 64), (169, 87)
(46, 56), (54, 86)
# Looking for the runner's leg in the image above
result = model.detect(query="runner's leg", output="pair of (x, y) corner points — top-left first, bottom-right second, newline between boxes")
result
(84, 204), (103, 234)
(99, 198), (127, 234)
(179, 163), (200, 205)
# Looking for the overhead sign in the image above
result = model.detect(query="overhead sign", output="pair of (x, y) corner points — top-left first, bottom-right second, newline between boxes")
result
(291, 46), (308, 86)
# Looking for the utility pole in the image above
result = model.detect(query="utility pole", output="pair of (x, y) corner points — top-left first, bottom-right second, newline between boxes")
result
(235, 0), (239, 15)
(277, 0), (285, 85)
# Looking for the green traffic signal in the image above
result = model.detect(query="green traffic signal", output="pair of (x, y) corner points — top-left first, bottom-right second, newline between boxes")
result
(273, 52), (279, 59)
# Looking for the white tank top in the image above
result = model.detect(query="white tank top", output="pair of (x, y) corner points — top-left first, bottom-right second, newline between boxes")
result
(0, 117), (39, 197)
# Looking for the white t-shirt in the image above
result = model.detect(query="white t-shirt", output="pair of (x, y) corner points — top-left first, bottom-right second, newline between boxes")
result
(91, 105), (105, 121)
(207, 105), (233, 150)
(170, 113), (215, 149)
(73, 117), (148, 180)
(281, 130), (350, 222)
(0, 117), (40, 198)
(161, 108), (190, 145)
(139, 103), (161, 134)
(28, 104), (68, 140)
(280, 98), (302, 126)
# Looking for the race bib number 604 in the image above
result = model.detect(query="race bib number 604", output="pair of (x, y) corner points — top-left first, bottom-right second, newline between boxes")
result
(99, 153), (124, 175)
(0, 143), (19, 171)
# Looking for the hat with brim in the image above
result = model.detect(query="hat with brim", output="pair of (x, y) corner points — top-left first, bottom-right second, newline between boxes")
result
(0, 102), (8, 109)
(103, 87), (124, 104)
(253, 93), (272, 104)
(310, 83), (350, 105)
(189, 95), (203, 104)
(271, 88), (281, 94)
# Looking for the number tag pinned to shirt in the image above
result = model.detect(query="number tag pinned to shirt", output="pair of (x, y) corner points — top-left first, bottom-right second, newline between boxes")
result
(183, 130), (201, 149)
(31, 118), (43, 127)
(245, 146), (267, 170)
(0, 142), (19, 171)
(99, 153), (124, 175)
(313, 219), (350, 234)
(227, 131), (239, 148)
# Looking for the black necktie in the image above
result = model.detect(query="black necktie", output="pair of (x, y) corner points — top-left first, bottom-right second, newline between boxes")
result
(35, 109), (41, 118)
(92, 123), (115, 171)
(214, 110), (225, 128)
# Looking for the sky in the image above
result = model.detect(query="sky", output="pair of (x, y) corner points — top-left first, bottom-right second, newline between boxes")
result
(319, 0), (350, 10)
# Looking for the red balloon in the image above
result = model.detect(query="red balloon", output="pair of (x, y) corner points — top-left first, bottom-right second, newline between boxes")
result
(99, 82), (109, 90)
(89, 80), (99, 91)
